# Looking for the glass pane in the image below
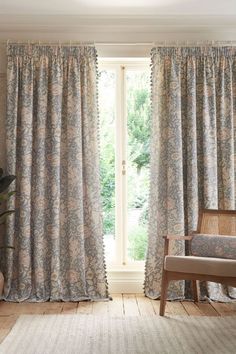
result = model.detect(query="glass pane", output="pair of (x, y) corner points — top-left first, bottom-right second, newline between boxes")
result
(99, 70), (116, 262)
(126, 70), (150, 262)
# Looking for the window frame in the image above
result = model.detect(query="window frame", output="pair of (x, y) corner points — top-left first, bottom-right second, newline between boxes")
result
(98, 58), (151, 271)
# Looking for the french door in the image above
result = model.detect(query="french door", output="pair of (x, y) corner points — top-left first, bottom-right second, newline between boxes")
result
(99, 59), (150, 268)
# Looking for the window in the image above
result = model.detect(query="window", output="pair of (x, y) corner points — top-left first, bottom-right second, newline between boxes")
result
(99, 59), (151, 270)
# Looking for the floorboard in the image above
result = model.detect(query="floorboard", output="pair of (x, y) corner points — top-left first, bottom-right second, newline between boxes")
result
(150, 299), (160, 315)
(195, 302), (219, 316)
(210, 302), (236, 316)
(136, 294), (155, 315)
(166, 301), (188, 316)
(77, 301), (93, 315)
(123, 294), (140, 316)
(92, 301), (109, 315)
(61, 302), (78, 314)
(108, 294), (124, 316)
(181, 301), (203, 316)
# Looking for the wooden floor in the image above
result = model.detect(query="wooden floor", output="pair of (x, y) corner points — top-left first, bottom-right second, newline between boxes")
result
(0, 294), (236, 343)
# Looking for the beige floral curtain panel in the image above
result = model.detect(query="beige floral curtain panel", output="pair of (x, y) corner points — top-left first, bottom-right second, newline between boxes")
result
(145, 47), (236, 301)
(4, 44), (108, 301)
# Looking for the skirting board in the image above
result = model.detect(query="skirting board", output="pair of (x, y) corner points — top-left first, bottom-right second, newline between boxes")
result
(107, 270), (144, 293)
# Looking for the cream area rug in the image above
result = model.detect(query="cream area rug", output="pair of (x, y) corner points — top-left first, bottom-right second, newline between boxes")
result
(0, 315), (236, 354)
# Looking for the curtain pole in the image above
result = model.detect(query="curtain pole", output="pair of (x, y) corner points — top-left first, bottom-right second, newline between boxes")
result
(3, 40), (236, 47)
(153, 40), (236, 47)
(3, 40), (154, 47)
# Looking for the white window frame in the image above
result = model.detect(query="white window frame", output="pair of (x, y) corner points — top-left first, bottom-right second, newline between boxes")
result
(98, 58), (150, 274)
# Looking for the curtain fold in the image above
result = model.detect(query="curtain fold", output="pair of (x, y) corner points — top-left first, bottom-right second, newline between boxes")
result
(4, 44), (108, 301)
(145, 47), (236, 301)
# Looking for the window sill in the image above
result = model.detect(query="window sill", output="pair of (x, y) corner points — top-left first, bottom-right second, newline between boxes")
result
(107, 261), (145, 272)
(107, 267), (145, 293)
(107, 267), (144, 273)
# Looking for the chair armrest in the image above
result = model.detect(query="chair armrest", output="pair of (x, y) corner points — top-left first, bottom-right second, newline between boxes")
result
(162, 235), (192, 257)
(163, 235), (193, 241)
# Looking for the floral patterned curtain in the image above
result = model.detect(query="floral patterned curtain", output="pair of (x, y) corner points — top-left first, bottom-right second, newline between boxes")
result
(4, 44), (108, 301)
(145, 47), (236, 301)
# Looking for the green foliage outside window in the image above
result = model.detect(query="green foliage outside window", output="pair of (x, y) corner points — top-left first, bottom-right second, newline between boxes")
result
(128, 225), (148, 261)
(127, 87), (151, 173)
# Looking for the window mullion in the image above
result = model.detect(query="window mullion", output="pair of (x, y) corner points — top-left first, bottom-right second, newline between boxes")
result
(121, 65), (128, 265)
(115, 65), (125, 266)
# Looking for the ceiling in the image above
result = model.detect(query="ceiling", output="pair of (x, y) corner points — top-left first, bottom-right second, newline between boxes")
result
(0, 0), (236, 16)
(0, 0), (236, 49)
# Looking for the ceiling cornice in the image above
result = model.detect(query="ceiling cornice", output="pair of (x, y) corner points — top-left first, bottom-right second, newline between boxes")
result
(1, 15), (236, 33)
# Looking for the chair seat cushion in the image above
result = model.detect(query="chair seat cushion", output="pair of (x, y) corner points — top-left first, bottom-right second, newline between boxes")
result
(190, 234), (236, 259)
(164, 256), (236, 277)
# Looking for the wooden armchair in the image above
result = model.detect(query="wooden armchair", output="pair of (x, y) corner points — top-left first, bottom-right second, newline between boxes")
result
(159, 209), (236, 316)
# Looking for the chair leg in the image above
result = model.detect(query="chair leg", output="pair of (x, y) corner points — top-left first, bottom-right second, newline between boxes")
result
(192, 280), (199, 302)
(159, 270), (169, 316)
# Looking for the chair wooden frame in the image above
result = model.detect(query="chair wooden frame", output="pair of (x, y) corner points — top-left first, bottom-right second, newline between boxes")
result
(159, 209), (236, 316)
